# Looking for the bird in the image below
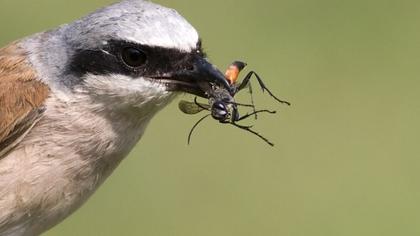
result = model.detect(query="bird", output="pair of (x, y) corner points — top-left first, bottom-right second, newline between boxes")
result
(0, 0), (230, 235)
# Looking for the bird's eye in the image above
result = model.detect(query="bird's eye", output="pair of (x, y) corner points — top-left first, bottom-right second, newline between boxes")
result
(121, 47), (147, 67)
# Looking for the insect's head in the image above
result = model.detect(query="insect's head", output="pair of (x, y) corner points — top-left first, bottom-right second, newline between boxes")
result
(211, 101), (230, 121)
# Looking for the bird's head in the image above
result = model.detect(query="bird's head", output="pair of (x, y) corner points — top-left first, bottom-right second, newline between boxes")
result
(24, 0), (229, 116)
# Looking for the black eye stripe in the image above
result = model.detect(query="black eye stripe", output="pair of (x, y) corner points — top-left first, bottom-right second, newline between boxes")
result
(68, 40), (205, 79)
(68, 49), (122, 77)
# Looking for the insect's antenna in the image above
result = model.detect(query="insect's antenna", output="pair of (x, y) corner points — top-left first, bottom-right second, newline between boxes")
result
(188, 114), (211, 145)
(194, 97), (210, 110)
(231, 123), (274, 146)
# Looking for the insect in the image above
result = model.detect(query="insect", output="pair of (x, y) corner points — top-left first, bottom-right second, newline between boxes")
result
(179, 61), (290, 146)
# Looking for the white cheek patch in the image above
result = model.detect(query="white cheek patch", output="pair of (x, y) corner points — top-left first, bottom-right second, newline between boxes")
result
(84, 73), (167, 95)
(75, 73), (174, 108)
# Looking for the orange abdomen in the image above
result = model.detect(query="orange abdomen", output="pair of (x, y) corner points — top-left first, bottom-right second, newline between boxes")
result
(224, 65), (240, 85)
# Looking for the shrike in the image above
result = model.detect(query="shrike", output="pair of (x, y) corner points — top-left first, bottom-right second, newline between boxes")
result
(0, 0), (230, 235)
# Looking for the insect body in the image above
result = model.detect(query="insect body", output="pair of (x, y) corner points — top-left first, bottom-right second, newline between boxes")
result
(179, 61), (290, 146)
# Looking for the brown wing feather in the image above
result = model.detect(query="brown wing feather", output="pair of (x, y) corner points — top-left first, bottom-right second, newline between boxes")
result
(0, 42), (50, 157)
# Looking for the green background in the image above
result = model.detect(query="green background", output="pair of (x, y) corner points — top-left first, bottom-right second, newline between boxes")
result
(1, 0), (420, 235)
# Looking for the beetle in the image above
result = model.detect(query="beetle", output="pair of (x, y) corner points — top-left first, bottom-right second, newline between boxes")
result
(178, 61), (290, 146)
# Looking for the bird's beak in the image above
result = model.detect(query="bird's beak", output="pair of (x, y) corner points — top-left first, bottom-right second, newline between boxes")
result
(151, 57), (232, 98)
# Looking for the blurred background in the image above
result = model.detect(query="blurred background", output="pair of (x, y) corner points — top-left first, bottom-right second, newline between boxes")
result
(1, 0), (420, 235)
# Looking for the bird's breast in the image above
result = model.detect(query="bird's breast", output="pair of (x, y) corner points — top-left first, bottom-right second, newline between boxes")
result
(0, 89), (174, 235)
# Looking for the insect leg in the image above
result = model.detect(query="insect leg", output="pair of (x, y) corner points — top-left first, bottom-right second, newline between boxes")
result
(188, 114), (211, 145)
(219, 120), (253, 129)
(230, 122), (274, 146)
(237, 71), (291, 106)
(233, 74), (257, 118)
(247, 82), (258, 119)
(230, 101), (255, 108)
(236, 110), (277, 122)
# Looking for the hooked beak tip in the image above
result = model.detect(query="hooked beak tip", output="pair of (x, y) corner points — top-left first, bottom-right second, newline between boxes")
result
(150, 58), (231, 98)
(193, 58), (231, 91)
